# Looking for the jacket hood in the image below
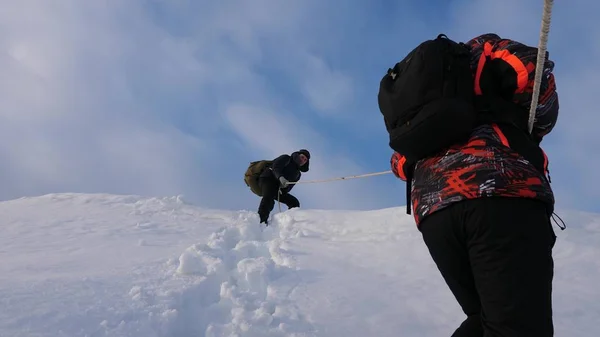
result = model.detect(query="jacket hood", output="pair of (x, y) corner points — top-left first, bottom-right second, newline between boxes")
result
(292, 150), (310, 172)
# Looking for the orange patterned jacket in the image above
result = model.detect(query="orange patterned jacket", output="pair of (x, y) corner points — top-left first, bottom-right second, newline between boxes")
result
(391, 123), (554, 226)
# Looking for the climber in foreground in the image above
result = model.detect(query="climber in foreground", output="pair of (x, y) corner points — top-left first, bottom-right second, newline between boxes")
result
(243, 149), (310, 225)
(379, 33), (560, 336)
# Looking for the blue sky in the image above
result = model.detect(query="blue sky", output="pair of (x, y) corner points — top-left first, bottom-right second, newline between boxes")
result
(1, 0), (598, 215)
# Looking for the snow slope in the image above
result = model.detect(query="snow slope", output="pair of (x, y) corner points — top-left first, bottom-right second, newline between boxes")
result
(0, 193), (597, 336)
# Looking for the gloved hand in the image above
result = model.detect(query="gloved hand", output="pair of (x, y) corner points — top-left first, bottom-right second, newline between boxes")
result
(279, 176), (289, 188)
(390, 152), (405, 179)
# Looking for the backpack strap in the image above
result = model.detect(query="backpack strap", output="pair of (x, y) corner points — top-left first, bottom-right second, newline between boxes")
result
(405, 171), (413, 215)
(475, 94), (529, 132)
(403, 160), (416, 215)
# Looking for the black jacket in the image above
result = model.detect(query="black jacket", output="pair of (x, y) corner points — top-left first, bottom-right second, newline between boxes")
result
(260, 151), (309, 193)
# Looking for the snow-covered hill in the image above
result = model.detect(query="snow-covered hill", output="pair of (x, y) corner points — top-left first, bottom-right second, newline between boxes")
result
(0, 193), (597, 336)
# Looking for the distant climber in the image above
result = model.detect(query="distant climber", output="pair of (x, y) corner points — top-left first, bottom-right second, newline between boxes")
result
(243, 149), (310, 225)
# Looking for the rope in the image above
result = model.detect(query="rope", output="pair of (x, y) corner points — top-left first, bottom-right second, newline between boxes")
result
(277, 189), (282, 212)
(275, 170), (392, 212)
(287, 170), (392, 185)
(528, 0), (554, 134)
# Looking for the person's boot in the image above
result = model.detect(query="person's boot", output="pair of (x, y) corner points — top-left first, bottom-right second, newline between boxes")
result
(259, 212), (269, 226)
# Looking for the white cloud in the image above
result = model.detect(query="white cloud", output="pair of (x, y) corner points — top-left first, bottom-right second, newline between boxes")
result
(0, 0), (387, 212)
(298, 54), (355, 116)
(6, 0), (593, 215)
(0, 1), (212, 201)
(223, 105), (314, 157)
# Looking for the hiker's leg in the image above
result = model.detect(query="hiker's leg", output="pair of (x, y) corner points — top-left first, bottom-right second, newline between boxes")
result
(464, 197), (555, 337)
(279, 192), (300, 209)
(419, 204), (484, 337)
(257, 177), (279, 223)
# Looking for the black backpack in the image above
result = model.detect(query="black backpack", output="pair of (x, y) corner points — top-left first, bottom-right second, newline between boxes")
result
(377, 34), (477, 214)
(377, 34), (477, 163)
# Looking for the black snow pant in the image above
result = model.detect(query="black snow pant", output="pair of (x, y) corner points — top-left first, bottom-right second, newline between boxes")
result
(257, 176), (300, 224)
(418, 197), (557, 337)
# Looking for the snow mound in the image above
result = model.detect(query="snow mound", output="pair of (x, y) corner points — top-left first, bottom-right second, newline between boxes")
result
(119, 211), (316, 337)
(0, 193), (598, 337)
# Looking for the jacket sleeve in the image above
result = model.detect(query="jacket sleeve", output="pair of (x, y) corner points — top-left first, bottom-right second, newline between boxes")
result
(271, 154), (291, 179)
(390, 152), (408, 181)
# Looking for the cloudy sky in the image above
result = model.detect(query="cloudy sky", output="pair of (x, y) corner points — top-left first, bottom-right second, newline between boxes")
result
(1, 0), (598, 215)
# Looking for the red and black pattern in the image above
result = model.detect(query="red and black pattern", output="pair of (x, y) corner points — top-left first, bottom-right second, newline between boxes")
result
(465, 33), (559, 139)
(403, 124), (554, 225)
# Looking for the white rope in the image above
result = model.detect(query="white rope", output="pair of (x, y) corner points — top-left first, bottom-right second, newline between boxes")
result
(528, 0), (554, 134)
(276, 170), (392, 213)
(277, 189), (282, 212)
(288, 170), (392, 185)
